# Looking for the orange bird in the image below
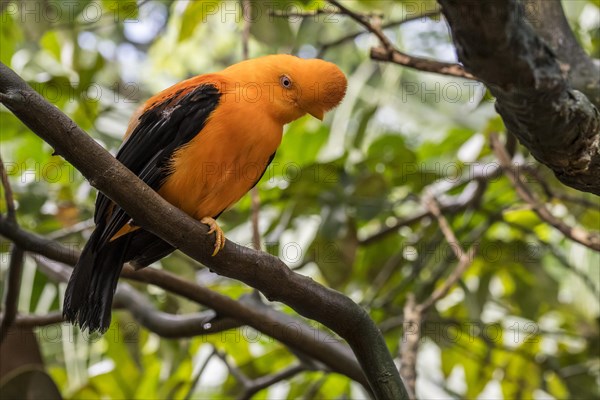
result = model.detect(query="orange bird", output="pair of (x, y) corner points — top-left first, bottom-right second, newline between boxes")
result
(63, 55), (347, 332)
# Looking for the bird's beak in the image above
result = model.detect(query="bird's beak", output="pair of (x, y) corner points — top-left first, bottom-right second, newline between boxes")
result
(309, 109), (324, 121)
(305, 106), (324, 121)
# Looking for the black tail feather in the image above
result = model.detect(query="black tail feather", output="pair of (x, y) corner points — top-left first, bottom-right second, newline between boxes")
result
(63, 228), (130, 333)
(126, 230), (175, 270)
(64, 227), (175, 333)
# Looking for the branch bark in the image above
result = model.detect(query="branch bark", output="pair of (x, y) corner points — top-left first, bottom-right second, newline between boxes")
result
(437, 0), (600, 195)
(0, 62), (407, 399)
(523, 0), (600, 107)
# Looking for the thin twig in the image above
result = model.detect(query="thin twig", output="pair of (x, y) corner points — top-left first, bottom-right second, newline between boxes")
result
(0, 245), (25, 343)
(397, 195), (479, 398)
(46, 218), (95, 240)
(242, 0), (251, 61)
(0, 155), (16, 223)
(2, 311), (64, 328)
(399, 294), (420, 400)
(242, 364), (305, 399)
(32, 255), (242, 338)
(216, 349), (252, 387)
(328, 0), (394, 51)
(268, 8), (341, 18)
(325, 1), (473, 80)
(361, 167), (496, 246)
(418, 195), (479, 312)
(370, 47), (476, 79)
(502, 219), (600, 297)
(242, 0), (262, 251)
(320, 10), (441, 55)
(184, 347), (217, 400)
(490, 133), (600, 251)
(522, 166), (600, 210)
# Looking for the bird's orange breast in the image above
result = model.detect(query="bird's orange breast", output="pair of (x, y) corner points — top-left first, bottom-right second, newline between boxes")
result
(157, 89), (283, 220)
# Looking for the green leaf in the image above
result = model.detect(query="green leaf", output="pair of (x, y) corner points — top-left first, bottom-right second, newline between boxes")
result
(40, 31), (61, 60)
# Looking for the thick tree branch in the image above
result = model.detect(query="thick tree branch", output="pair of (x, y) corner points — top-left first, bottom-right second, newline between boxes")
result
(0, 62), (404, 397)
(0, 220), (368, 388)
(438, 0), (600, 195)
(4, 255), (241, 337)
(523, 0), (600, 107)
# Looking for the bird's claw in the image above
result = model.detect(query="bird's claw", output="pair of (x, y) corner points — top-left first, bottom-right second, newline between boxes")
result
(201, 217), (226, 256)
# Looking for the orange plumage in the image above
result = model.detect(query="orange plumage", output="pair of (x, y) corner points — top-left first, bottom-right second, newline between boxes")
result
(64, 55), (347, 332)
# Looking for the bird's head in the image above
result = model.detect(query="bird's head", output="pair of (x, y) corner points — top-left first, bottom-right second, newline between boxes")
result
(221, 54), (347, 124)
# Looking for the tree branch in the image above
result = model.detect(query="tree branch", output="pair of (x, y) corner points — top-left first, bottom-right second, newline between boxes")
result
(319, 10), (442, 56)
(0, 245), (25, 343)
(418, 195), (479, 312)
(399, 294), (420, 400)
(370, 47), (475, 79)
(0, 155), (16, 224)
(438, 0), (600, 195)
(523, 0), (600, 108)
(242, 0), (262, 252)
(1, 311), (64, 328)
(0, 62), (405, 396)
(490, 133), (600, 251)
(0, 219), (369, 388)
(328, 0), (394, 52)
(361, 163), (498, 245)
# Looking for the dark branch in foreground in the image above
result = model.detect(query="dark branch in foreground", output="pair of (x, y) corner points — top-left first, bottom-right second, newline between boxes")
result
(0, 220), (368, 388)
(0, 62), (406, 399)
(438, 0), (600, 195)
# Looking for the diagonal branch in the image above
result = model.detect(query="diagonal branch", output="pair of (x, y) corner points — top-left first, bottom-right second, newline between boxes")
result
(319, 10), (441, 56)
(0, 58), (407, 400)
(418, 195), (479, 312)
(491, 133), (600, 251)
(399, 193), (480, 399)
(0, 218), (368, 387)
(325, 0), (472, 79)
(328, 0), (394, 51)
(370, 47), (475, 79)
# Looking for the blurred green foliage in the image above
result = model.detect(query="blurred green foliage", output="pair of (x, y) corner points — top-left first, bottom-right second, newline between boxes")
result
(1, 0), (599, 399)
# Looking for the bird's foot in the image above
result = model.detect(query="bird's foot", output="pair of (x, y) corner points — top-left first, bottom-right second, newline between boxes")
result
(200, 217), (226, 256)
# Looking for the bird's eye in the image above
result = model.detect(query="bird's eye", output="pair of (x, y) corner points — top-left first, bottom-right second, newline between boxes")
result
(279, 75), (292, 89)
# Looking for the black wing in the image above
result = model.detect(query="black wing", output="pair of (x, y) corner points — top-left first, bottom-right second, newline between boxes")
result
(94, 83), (221, 245)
